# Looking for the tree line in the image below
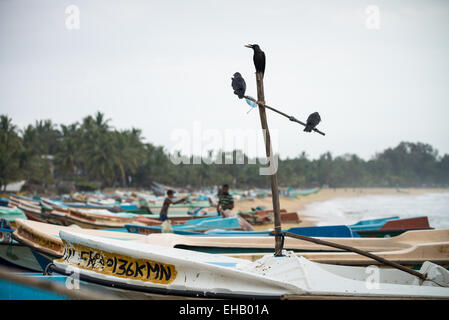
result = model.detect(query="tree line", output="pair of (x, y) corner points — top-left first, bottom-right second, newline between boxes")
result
(1, 112), (448, 192)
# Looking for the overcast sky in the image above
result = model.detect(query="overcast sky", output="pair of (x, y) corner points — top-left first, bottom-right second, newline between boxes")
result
(1, 0), (448, 160)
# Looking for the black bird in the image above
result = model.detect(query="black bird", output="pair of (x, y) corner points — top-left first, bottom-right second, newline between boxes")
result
(304, 112), (321, 132)
(245, 44), (266, 76)
(231, 72), (246, 99)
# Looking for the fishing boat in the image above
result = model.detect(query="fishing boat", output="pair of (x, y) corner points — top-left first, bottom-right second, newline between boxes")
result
(13, 218), (449, 256)
(0, 243), (43, 272)
(8, 197), (68, 226)
(49, 230), (449, 299)
(64, 207), (217, 229)
(354, 217), (433, 238)
(0, 207), (27, 227)
(139, 228), (449, 254)
(11, 219), (146, 263)
(0, 273), (67, 300)
(0, 197), (9, 207)
(349, 216), (400, 232)
(287, 187), (321, 198)
(63, 208), (137, 229)
(225, 241), (449, 269)
(238, 209), (300, 224)
(13, 201), (47, 223)
(147, 200), (212, 209)
(125, 217), (242, 235)
(0, 222), (43, 272)
(0, 272), (124, 300)
(198, 225), (357, 238)
(16, 219), (449, 264)
(125, 207), (209, 215)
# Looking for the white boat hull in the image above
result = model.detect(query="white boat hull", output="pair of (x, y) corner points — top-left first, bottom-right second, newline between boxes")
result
(52, 231), (449, 299)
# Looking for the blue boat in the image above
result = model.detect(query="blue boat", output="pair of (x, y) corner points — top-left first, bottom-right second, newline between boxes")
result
(349, 216), (399, 232)
(169, 225), (357, 238)
(0, 274), (68, 300)
(0, 198), (9, 207)
(62, 202), (138, 211)
(0, 272), (121, 300)
(126, 216), (241, 234)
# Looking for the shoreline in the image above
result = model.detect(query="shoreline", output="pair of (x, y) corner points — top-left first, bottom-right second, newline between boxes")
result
(234, 188), (449, 229)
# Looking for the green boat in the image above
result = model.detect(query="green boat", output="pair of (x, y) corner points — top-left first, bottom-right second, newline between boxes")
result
(0, 207), (27, 224)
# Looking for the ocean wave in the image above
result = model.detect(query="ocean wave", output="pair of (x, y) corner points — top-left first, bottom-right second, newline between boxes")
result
(303, 193), (449, 229)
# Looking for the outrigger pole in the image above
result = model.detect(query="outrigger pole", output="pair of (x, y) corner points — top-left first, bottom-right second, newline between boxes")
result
(244, 96), (326, 136)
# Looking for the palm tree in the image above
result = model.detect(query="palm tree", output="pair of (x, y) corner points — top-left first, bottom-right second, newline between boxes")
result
(0, 115), (23, 190)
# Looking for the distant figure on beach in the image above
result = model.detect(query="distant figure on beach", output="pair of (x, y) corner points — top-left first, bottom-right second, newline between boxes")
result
(217, 184), (255, 231)
(159, 189), (187, 221)
(217, 184), (234, 213)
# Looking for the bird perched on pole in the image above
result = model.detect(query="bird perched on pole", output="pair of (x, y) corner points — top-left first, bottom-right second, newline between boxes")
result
(304, 112), (321, 132)
(231, 72), (246, 99)
(245, 44), (266, 77)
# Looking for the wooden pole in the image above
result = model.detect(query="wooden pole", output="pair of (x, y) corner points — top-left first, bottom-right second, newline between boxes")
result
(283, 231), (428, 281)
(255, 72), (283, 256)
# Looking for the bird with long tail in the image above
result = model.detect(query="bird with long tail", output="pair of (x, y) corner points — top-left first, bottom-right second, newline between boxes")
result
(245, 44), (266, 77)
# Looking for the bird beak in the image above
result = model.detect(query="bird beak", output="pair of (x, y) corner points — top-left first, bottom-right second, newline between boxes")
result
(244, 44), (253, 48)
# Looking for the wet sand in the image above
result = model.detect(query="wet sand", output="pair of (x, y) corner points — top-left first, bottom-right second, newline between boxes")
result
(233, 188), (449, 230)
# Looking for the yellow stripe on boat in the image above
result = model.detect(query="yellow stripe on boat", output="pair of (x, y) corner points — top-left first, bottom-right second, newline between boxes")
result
(57, 241), (178, 284)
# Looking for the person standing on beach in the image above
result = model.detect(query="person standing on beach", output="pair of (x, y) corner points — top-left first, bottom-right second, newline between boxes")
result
(217, 184), (234, 214)
(217, 184), (255, 231)
(159, 189), (187, 221)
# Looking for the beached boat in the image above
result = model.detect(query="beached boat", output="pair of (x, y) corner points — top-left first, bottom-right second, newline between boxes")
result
(238, 209), (300, 224)
(0, 207), (27, 227)
(64, 208), (138, 229)
(198, 225), (357, 238)
(11, 219), (146, 263)
(225, 241), (449, 269)
(354, 217), (433, 238)
(0, 273), (67, 300)
(64, 207), (216, 229)
(125, 207), (209, 215)
(8, 197), (68, 226)
(50, 230), (449, 299)
(0, 223), (43, 272)
(349, 216), (400, 232)
(0, 243), (43, 272)
(14, 202), (47, 223)
(0, 197), (9, 207)
(139, 229), (449, 254)
(147, 200), (212, 209)
(0, 272), (126, 300)
(287, 187), (321, 198)
(13, 219), (449, 257)
(125, 217), (242, 235)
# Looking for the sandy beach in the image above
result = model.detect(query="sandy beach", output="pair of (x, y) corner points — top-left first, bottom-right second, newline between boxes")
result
(234, 188), (449, 230)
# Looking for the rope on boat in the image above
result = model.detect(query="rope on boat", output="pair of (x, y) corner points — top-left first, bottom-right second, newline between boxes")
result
(44, 262), (54, 275)
(282, 231), (429, 282)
